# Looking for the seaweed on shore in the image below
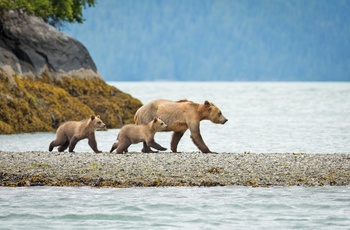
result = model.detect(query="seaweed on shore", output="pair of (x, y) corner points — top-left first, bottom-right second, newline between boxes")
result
(0, 73), (142, 134)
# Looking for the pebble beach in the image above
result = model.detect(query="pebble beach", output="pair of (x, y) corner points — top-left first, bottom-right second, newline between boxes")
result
(1, 151), (349, 187)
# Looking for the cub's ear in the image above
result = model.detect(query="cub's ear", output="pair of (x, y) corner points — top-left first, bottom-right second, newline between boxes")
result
(96, 115), (100, 119)
(153, 117), (158, 122)
(90, 115), (95, 120)
(204, 100), (210, 106)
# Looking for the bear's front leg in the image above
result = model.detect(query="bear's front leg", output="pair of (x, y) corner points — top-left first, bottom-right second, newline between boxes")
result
(88, 134), (102, 153)
(171, 131), (185, 152)
(147, 139), (167, 151)
(189, 124), (211, 153)
(68, 136), (80, 153)
(190, 132), (211, 153)
(142, 142), (158, 153)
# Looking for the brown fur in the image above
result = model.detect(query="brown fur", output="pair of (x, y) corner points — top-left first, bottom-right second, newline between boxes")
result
(134, 99), (228, 153)
(110, 117), (167, 154)
(49, 115), (106, 153)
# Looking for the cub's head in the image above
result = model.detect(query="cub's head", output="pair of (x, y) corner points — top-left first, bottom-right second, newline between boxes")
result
(203, 101), (228, 124)
(90, 115), (106, 129)
(151, 117), (168, 131)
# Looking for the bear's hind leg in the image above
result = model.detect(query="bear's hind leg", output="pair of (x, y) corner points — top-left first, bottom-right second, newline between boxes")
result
(49, 138), (67, 152)
(49, 140), (57, 152)
(116, 141), (131, 154)
(110, 142), (119, 153)
(58, 140), (69, 152)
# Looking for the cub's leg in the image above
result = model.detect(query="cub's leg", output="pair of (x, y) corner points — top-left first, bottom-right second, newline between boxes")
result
(68, 136), (80, 153)
(110, 142), (119, 153)
(49, 140), (57, 151)
(141, 141), (151, 153)
(58, 140), (69, 152)
(49, 138), (67, 152)
(147, 139), (167, 151)
(88, 133), (101, 153)
(116, 140), (131, 154)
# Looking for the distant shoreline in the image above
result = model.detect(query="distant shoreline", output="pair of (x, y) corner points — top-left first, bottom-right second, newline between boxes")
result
(1, 151), (350, 187)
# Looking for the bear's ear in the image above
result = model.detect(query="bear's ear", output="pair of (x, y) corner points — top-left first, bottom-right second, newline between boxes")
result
(153, 117), (158, 122)
(96, 115), (100, 119)
(204, 100), (210, 107)
(90, 115), (95, 120)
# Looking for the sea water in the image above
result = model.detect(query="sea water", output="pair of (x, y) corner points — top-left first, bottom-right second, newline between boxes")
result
(1, 186), (350, 229)
(0, 82), (349, 153)
(1, 82), (350, 229)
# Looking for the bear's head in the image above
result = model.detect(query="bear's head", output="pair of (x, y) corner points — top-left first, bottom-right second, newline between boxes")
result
(203, 101), (228, 124)
(152, 117), (168, 131)
(89, 115), (106, 129)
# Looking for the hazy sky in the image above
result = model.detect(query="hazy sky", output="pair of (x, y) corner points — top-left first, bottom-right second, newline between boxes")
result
(63, 0), (350, 81)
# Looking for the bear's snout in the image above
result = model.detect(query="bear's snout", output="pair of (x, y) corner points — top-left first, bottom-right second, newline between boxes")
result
(222, 118), (228, 124)
(98, 121), (106, 128)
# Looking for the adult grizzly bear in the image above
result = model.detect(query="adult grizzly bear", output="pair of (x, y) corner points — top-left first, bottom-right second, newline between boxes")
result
(49, 115), (106, 153)
(134, 99), (228, 153)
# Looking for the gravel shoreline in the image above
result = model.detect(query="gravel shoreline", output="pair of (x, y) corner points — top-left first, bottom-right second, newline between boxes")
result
(1, 151), (350, 187)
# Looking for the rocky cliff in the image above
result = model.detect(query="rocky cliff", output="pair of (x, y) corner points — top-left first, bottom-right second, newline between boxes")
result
(0, 11), (142, 134)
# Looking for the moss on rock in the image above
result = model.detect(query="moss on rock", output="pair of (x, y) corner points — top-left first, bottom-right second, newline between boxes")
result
(0, 72), (142, 134)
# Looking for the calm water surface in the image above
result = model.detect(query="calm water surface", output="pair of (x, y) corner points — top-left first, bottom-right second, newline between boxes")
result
(1, 82), (350, 229)
(1, 186), (350, 229)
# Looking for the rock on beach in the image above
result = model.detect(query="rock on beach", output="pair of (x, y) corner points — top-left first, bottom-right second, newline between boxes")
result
(1, 151), (350, 187)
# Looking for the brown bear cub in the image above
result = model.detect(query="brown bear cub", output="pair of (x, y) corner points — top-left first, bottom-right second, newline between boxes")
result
(49, 115), (106, 153)
(110, 117), (167, 154)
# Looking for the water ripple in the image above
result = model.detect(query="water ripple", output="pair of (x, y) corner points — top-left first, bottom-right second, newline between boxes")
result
(1, 186), (350, 229)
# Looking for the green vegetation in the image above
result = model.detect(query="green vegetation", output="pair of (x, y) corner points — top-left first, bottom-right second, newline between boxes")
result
(0, 0), (96, 27)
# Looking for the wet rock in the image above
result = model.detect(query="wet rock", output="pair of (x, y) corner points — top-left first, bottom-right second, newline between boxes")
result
(0, 11), (142, 134)
(0, 11), (97, 79)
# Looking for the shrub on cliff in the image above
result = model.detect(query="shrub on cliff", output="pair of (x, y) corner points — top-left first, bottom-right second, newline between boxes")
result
(0, 0), (95, 27)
